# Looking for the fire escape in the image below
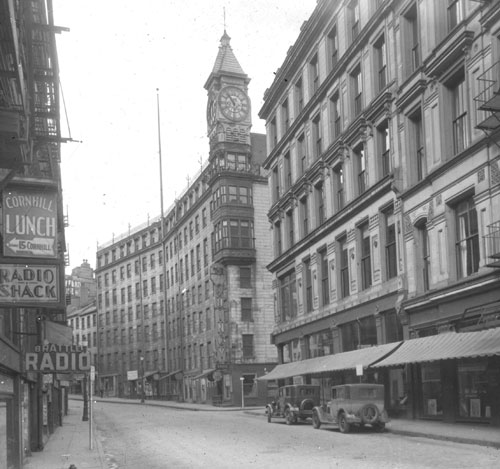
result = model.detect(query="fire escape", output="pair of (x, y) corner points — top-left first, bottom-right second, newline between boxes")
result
(475, 59), (500, 268)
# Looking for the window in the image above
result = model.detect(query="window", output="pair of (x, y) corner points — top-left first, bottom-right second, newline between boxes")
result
(327, 24), (338, 72)
(240, 266), (251, 288)
(349, 0), (360, 43)
(241, 298), (252, 322)
(304, 258), (313, 313)
(402, 3), (420, 77)
(319, 249), (329, 306)
(448, 0), (463, 31)
(112, 270), (117, 283)
(279, 270), (297, 322)
(455, 198), (479, 278)
(120, 266), (125, 280)
(360, 222), (372, 290)
(142, 256), (147, 272)
(286, 209), (294, 249)
(300, 196), (309, 238)
(377, 120), (391, 179)
(269, 116), (277, 149)
(329, 92), (341, 142)
(284, 152), (292, 191)
(297, 133), (307, 177)
(143, 280), (148, 297)
(409, 109), (426, 182)
(417, 221), (430, 291)
(127, 263), (131, 278)
(274, 221), (282, 256)
(242, 373), (257, 397)
(202, 208), (207, 227)
(242, 335), (254, 358)
(341, 315), (377, 352)
(282, 99), (289, 134)
(310, 53), (319, 95)
(374, 35), (387, 92)
(384, 207), (398, 279)
(312, 113), (322, 158)
(295, 78), (304, 115)
(315, 181), (325, 226)
(352, 65), (363, 117)
(449, 70), (468, 155)
(339, 236), (349, 298)
(333, 165), (345, 211)
(272, 166), (280, 202)
(354, 144), (367, 195)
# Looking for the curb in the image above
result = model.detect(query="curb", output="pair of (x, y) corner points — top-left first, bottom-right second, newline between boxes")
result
(388, 428), (500, 450)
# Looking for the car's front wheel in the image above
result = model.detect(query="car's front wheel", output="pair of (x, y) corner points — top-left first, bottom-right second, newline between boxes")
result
(312, 410), (321, 429)
(338, 412), (350, 433)
(285, 408), (295, 425)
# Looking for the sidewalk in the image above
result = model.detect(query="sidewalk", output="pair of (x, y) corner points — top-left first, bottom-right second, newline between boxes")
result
(23, 395), (500, 468)
(23, 399), (105, 469)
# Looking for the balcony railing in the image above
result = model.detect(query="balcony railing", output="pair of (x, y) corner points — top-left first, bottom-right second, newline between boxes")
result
(485, 221), (500, 268)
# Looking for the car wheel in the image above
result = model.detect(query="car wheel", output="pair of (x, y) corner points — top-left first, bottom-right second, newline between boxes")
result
(285, 408), (295, 425)
(338, 412), (350, 433)
(312, 410), (321, 429)
(360, 404), (379, 424)
(267, 408), (272, 423)
(374, 422), (385, 432)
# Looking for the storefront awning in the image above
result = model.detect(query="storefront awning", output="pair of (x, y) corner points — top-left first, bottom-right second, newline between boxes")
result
(372, 328), (500, 368)
(258, 341), (402, 381)
(192, 369), (216, 380)
(159, 369), (182, 381)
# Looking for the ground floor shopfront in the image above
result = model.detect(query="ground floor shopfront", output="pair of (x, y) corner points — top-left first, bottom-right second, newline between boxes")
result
(182, 362), (276, 407)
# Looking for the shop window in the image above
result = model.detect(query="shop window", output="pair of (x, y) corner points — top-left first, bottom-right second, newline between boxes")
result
(458, 360), (494, 420)
(421, 363), (443, 417)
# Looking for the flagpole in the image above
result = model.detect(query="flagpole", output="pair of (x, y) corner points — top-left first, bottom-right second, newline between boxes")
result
(157, 88), (168, 396)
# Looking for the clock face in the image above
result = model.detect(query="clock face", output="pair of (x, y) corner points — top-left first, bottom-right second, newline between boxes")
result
(219, 86), (250, 121)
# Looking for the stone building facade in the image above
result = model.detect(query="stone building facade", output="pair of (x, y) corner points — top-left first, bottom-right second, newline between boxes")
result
(259, 0), (500, 426)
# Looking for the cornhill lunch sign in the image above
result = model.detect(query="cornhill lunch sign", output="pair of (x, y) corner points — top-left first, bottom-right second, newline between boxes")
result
(2, 189), (58, 258)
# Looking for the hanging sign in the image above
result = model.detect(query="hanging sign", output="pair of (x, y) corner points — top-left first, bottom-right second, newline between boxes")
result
(2, 189), (58, 258)
(25, 343), (91, 372)
(0, 264), (59, 305)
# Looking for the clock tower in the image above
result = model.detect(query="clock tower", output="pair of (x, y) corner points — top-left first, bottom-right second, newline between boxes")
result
(204, 30), (252, 152)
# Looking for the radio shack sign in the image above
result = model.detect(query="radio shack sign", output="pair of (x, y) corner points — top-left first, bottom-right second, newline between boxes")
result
(0, 264), (59, 305)
(26, 344), (91, 372)
(2, 189), (57, 258)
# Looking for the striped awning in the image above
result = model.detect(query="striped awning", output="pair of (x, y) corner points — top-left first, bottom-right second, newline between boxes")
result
(259, 341), (402, 381)
(372, 328), (500, 368)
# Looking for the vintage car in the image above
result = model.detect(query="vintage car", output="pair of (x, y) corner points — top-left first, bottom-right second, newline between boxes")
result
(311, 383), (388, 433)
(266, 385), (320, 425)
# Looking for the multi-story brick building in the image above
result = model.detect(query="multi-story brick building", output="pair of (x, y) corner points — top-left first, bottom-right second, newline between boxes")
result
(259, 0), (500, 426)
(163, 30), (276, 406)
(95, 219), (166, 398)
(0, 0), (69, 465)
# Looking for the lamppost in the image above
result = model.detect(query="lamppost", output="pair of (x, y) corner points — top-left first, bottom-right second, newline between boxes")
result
(240, 376), (244, 409)
(140, 356), (145, 403)
(82, 338), (89, 421)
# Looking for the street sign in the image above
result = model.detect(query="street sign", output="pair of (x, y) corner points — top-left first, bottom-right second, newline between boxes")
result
(90, 365), (95, 381)
(127, 370), (138, 381)
(2, 189), (58, 258)
(25, 343), (91, 372)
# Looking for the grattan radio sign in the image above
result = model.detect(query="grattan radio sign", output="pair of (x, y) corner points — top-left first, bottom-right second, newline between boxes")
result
(2, 189), (58, 258)
(25, 344), (91, 372)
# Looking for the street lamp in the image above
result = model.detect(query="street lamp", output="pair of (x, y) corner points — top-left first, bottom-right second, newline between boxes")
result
(140, 356), (145, 403)
(82, 338), (89, 421)
(240, 376), (244, 409)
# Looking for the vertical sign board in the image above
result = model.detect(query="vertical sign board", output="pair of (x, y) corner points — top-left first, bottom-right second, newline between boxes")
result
(2, 189), (58, 258)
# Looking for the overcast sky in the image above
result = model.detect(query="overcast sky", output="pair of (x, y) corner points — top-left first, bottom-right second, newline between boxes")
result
(53, 0), (317, 272)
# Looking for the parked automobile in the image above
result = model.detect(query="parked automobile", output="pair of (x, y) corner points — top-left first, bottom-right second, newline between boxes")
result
(266, 385), (320, 425)
(311, 383), (388, 433)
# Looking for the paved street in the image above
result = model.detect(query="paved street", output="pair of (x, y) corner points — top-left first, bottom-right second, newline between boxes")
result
(92, 400), (499, 469)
